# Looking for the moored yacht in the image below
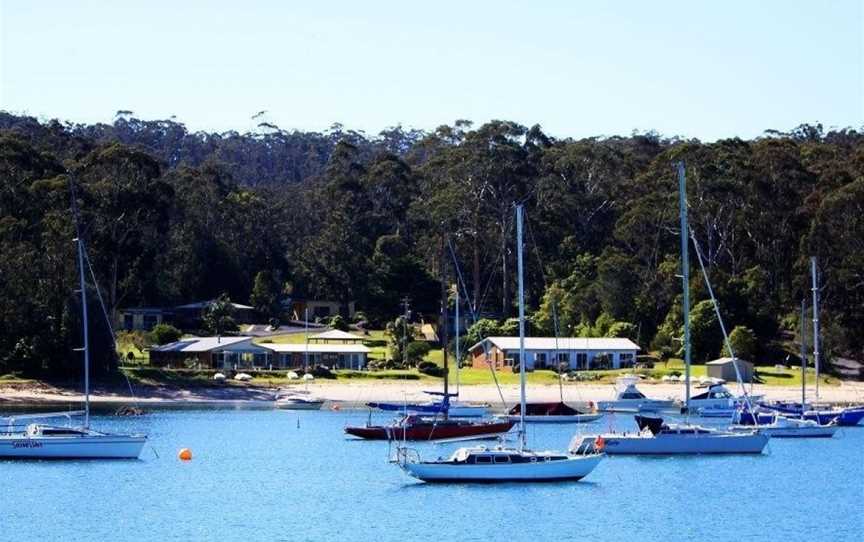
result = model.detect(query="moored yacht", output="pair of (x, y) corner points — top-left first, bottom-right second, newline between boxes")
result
(596, 375), (676, 412)
(507, 401), (603, 423)
(394, 206), (604, 482)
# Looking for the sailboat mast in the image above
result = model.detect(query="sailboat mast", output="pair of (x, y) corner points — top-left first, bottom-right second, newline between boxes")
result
(440, 235), (449, 418)
(810, 256), (820, 404)
(72, 186), (91, 430)
(455, 286), (460, 395)
(677, 162), (691, 412)
(800, 298), (807, 419)
(516, 204), (527, 451)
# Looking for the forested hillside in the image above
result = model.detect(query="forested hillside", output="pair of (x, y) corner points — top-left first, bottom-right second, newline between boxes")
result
(1, 112), (862, 377)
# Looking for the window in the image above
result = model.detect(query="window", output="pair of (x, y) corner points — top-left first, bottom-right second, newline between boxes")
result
(535, 353), (547, 368)
(575, 353), (588, 369)
(619, 353), (635, 368)
(313, 306), (331, 318)
(493, 455), (510, 464)
(474, 455), (492, 464)
(123, 314), (134, 330)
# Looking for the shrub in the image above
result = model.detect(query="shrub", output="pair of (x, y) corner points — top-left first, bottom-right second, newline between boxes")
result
(417, 360), (444, 377)
(147, 323), (182, 345)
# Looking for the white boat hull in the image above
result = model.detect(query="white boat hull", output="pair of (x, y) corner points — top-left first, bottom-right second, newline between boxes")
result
(0, 434), (147, 459)
(580, 432), (768, 455)
(507, 413), (604, 424)
(402, 454), (603, 482)
(596, 399), (677, 412)
(730, 417), (838, 439)
(275, 399), (324, 410)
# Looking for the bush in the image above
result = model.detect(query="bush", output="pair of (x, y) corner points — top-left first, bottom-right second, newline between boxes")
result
(147, 323), (182, 345)
(406, 341), (431, 364)
(724, 326), (757, 361)
(417, 360), (444, 377)
(328, 315), (350, 332)
(311, 365), (336, 379)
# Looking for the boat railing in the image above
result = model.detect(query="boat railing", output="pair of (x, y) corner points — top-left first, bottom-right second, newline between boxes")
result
(392, 446), (421, 465)
(1, 411), (84, 435)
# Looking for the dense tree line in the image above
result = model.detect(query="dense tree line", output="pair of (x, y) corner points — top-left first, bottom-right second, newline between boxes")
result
(0, 112), (861, 377)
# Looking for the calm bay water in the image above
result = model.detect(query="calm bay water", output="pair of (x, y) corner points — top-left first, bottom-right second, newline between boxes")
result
(1, 408), (861, 542)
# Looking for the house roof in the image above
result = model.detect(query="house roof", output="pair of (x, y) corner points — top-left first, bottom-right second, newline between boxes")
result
(174, 300), (255, 310)
(470, 336), (640, 352)
(309, 329), (363, 341)
(706, 357), (753, 366)
(152, 336), (254, 353)
(263, 343), (370, 354)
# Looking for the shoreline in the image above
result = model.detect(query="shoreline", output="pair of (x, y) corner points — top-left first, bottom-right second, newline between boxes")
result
(3, 380), (863, 410)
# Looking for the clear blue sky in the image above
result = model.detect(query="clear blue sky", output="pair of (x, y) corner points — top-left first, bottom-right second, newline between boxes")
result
(1, 0), (861, 140)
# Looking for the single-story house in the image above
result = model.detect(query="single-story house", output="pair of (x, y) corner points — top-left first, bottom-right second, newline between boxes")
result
(706, 357), (754, 383)
(263, 343), (369, 370)
(283, 298), (356, 320)
(469, 337), (641, 371)
(149, 336), (270, 369)
(308, 330), (364, 344)
(119, 307), (173, 331)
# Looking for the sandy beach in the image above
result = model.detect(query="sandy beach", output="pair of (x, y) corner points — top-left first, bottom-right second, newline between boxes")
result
(3, 380), (863, 409)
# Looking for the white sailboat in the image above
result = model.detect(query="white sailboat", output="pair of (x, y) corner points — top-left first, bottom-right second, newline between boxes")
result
(0, 179), (147, 459)
(394, 206), (604, 482)
(574, 162), (768, 455)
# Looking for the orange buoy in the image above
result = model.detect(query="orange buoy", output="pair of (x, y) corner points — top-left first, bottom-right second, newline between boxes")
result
(178, 448), (193, 461)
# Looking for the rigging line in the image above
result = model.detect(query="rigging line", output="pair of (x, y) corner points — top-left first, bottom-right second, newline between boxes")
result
(447, 238), (507, 409)
(689, 229), (754, 414)
(68, 174), (141, 406)
(523, 208), (567, 405)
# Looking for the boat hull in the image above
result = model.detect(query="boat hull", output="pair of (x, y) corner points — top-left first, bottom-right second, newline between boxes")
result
(506, 413), (604, 424)
(596, 399), (676, 412)
(275, 400), (324, 410)
(731, 425), (837, 438)
(345, 420), (515, 441)
(402, 454), (603, 482)
(0, 434), (147, 459)
(581, 433), (769, 455)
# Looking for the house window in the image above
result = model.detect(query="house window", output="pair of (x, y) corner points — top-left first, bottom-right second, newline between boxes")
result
(576, 353), (588, 369)
(123, 314), (134, 330)
(535, 353), (547, 369)
(557, 352), (570, 364)
(619, 353), (635, 368)
(313, 306), (331, 318)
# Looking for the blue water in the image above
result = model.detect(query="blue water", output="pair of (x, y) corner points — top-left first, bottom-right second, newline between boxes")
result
(1, 408), (862, 542)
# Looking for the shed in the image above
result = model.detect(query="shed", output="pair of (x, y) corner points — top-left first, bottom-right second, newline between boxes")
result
(706, 357), (754, 383)
(308, 330), (364, 343)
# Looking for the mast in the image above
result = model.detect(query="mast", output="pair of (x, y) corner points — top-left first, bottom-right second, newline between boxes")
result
(440, 235), (449, 418)
(810, 256), (820, 405)
(516, 204), (527, 451)
(677, 162), (691, 412)
(72, 181), (91, 429)
(455, 287), (460, 395)
(304, 307), (309, 371)
(800, 298), (807, 419)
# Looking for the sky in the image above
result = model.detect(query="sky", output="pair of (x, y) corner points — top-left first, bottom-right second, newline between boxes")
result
(0, 0), (862, 141)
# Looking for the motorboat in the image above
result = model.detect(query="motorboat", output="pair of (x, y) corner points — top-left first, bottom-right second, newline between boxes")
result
(345, 414), (514, 441)
(574, 414), (768, 455)
(393, 206), (604, 482)
(507, 402), (603, 423)
(685, 383), (762, 414)
(596, 376), (676, 412)
(275, 396), (324, 410)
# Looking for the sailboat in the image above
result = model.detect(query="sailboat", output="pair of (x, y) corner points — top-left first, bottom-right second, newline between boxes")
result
(0, 178), (147, 459)
(393, 205), (604, 482)
(757, 258), (864, 427)
(574, 162), (768, 455)
(345, 266), (513, 441)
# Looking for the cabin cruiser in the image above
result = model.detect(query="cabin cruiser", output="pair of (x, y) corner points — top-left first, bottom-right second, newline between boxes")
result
(730, 413), (837, 438)
(684, 383), (762, 416)
(574, 414), (769, 455)
(596, 376), (676, 412)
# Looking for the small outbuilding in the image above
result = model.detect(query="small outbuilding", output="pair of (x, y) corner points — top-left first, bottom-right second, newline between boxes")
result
(706, 357), (754, 383)
(308, 330), (364, 344)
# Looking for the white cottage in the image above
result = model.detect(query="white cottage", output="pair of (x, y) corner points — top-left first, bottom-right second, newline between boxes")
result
(469, 336), (640, 371)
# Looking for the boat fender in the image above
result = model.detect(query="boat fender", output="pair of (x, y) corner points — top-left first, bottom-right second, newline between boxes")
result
(594, 436), (606, 451)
